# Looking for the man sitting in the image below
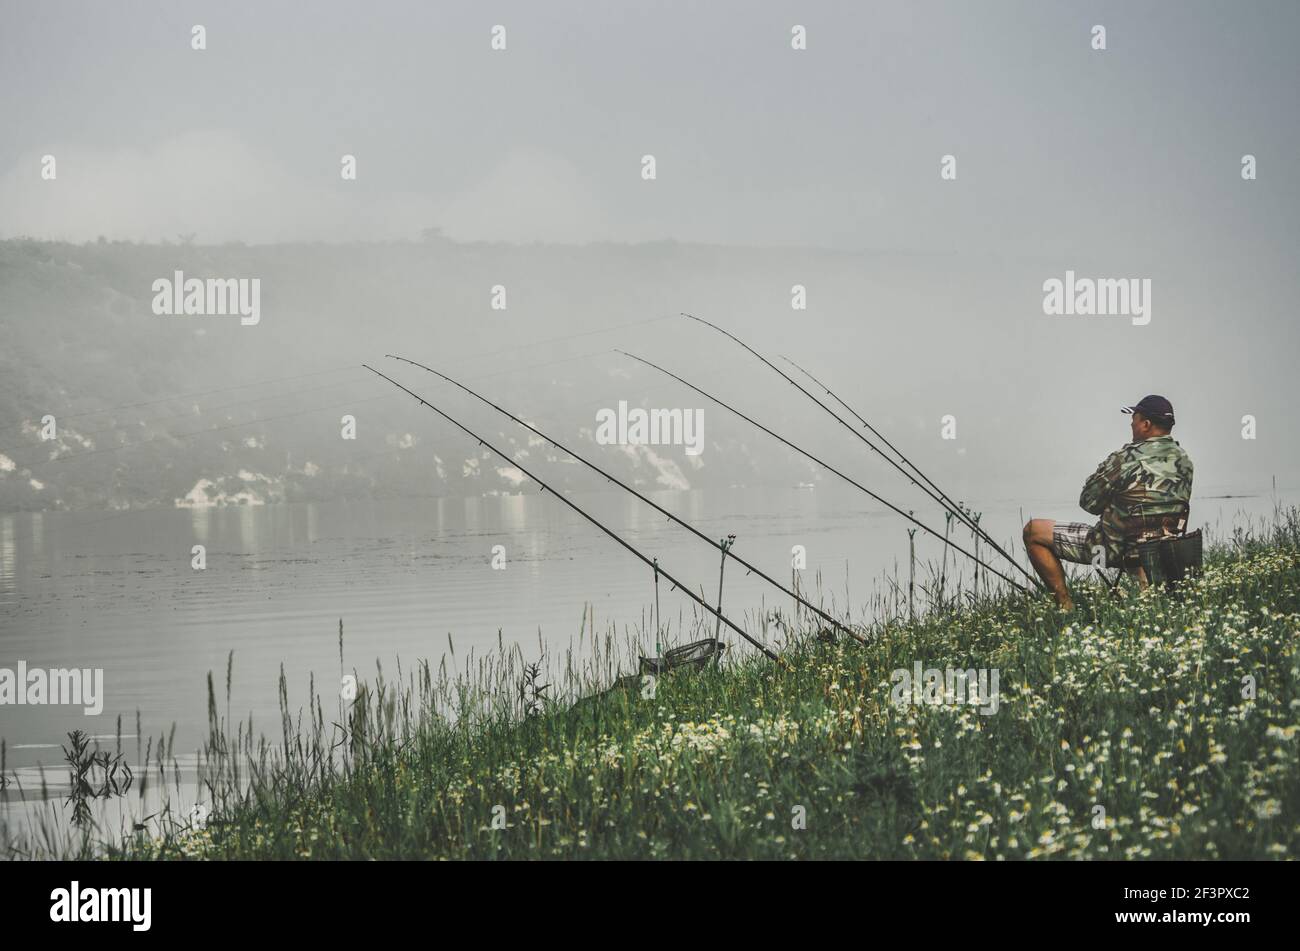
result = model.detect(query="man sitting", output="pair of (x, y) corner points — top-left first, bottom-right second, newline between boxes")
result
(1023, 395), (1193, 611)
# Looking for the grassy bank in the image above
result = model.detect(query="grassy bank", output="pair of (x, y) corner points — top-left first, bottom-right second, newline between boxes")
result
(45, 514), (1300, 859)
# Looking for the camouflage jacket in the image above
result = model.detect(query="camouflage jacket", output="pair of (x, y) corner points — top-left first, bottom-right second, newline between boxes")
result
(1080, 435), (1193, 564)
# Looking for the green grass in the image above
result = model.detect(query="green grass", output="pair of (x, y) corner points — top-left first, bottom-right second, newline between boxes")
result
(37, 512), (1300, 859)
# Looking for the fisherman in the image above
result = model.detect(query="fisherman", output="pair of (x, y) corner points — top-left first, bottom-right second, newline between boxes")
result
(1023, 395), (1193, 611)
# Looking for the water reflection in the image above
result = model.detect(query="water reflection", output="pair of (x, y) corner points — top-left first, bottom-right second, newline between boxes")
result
(190, 505), (210, 544)
(462, 495), (482, 532)
(29, 512), (43, 563)
(237, 504), (257, 555)
(0, 515), (15, 608)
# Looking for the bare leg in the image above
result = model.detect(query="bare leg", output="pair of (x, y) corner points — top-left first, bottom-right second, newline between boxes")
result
(1023, 519), (1074, 611)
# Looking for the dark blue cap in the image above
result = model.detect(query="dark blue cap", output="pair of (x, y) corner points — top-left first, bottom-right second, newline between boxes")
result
(1122, 395), (1175, 425)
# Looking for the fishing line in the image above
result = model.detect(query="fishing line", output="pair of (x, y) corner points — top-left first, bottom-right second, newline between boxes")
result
(386, 352), (865, 644)
(616, 349), (1030, 595)
(363, 363), (781, 662)
(775, 352), (1038, 587)
(680, 312), (1039, 588)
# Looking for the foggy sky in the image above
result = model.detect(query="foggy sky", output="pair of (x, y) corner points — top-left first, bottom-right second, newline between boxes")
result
(1, 0), (1297, 509)
(2, 1), (1295, 254)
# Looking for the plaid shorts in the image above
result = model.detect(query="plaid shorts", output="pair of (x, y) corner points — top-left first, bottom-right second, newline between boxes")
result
(1052, 521), (1097, 565)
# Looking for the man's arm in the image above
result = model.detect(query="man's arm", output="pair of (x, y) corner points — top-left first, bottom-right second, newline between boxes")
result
(1079, 448), (1127, 516)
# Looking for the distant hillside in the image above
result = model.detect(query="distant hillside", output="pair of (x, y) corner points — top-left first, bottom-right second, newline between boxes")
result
(8, 236), (1241, 514)
(1, 237), (874, 511)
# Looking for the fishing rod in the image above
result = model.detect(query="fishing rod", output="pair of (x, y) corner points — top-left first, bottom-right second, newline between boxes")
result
(776, 352), (1036, 587)
(385, 353), (867, 645)
(361, 364), (782, 662)
(684, 312), (1026, 579)
(680, 312), (1038, 588)
(616, 349), (1031, 595)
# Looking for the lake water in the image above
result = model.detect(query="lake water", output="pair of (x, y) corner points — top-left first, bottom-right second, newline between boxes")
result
(0, 484), (1287, 844)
